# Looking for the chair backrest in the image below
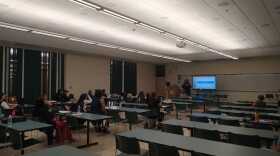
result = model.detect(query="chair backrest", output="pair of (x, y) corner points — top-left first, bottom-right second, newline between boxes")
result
(107, 110), (121, 122)
(192, 129), (220, 142)
(162, 124), (184, 135)
(192, 152), (212, 156)
(0, 107), (4, 118)
(217, 119), (240, 127)
(245, 123), (273, 130)
(229, 133), (261, 148)
(115, 135), (140, 154)
(190, 116), (209, 123)
(175, 104), (187, 114)
(125, 112), (138, 124)
(206, 110), (221, 115)
(149, 143), (179, 156)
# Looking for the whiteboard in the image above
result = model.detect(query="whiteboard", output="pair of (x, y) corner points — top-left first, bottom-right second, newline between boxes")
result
(217, 74), (280, 92)
(178, 74), (280, 92)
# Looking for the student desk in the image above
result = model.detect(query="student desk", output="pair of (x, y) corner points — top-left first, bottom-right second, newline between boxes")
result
(210, 108), (280, 120)
(162, 119), (279, 140)
(172, 98), (206, 113)
(106, 106), (150, 129)
(116, 129), (279, 156)
(121, 102), (148, 109)
(0, 120), (52, 155)
(24, 145), (94, 156)
(190, 112), (247, 121)
(220, 105), (279, 113)
(66, 112), (112, 148)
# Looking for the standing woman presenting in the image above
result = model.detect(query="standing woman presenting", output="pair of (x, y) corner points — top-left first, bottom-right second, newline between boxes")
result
(182, 79), (192, 96)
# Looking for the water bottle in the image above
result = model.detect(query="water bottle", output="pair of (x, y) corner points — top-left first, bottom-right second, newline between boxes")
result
(7, 115), (13, 126)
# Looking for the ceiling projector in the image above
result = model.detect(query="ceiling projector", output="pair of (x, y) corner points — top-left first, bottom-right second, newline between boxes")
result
(176, 40), (186, 48)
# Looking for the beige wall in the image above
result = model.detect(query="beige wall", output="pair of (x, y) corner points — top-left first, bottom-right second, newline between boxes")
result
(64, 53), (156, 97)
(64, 54), (111, 97)
(137, 63), (156, 94)
(166, 56), (280, 101)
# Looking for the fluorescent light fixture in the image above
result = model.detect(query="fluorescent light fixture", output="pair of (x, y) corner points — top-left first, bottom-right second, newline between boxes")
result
(164, 32), (183, 40)
(31, 30), (68, 39)
(0, 21), (191, 62)
(0, 22), (30, 32)
(68, 0), (101, 9)
(97, 43), (119, 48)
(137, 23), (164, 33)
(101, 9), (138, 24)
(119, 47), (137, 52)
(69, 37), (97, 45)
(208, 49), (239, 60)
(133, 50), (191, 63)
(183, 39), (239, 60)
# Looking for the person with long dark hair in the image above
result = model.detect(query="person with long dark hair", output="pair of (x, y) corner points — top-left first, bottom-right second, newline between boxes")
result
(182, 79), (192, 96)
(91, 90), (109, 132)
(71, 93), (92, 112)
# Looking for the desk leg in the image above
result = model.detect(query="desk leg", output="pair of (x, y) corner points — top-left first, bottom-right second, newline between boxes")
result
(78, 120), (98, 148)
(129, 123), (132, 130)
(203, 104), (206, 112)
(20, 132), (24, 155)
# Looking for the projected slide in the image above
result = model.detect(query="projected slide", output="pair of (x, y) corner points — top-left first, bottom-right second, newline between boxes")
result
(192, 76), (216, 90)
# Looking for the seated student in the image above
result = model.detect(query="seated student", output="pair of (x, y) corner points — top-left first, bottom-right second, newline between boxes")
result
(147, 92), (161, 117)
(0, 94), (17, 116)
(37, 94), (72, 144)
(255, 95), (266, 107)
(36, 95), (55, 145)
(146, 92), (161, 128)
(71, 93), (92, 112)
(91, 90), (109, 132)
(54, 89), (69, 102)
(137, 91), (146, 103)
(64, 93), (76, 111)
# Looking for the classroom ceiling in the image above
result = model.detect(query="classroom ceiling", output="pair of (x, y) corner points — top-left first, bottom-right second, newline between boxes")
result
(0, 0), (280, 63)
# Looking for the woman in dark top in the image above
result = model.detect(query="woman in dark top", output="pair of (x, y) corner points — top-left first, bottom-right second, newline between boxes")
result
(255, 95), (266, 107)
(36, 95), (55, 145)
(91, 90), (108, 132)
(71, 93), (92, 112)
(137, 91), (146, 103)
(182, 79), (192, 96)
(147, 92), (161, 118)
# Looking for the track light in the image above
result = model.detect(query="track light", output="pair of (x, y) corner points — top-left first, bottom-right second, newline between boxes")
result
(137, 23), (164, 33)
(69, 0), (101, 10)
(31, 30), (68, 39)
(164, 33), (183, 40)
(101, 9), (138, 24)
(0, 21), (191, 63)
(69, 37), (97, 45)
(67, 0), (238, 60)
(0, 22), (30, 32)
(97, 43), (119, 48)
